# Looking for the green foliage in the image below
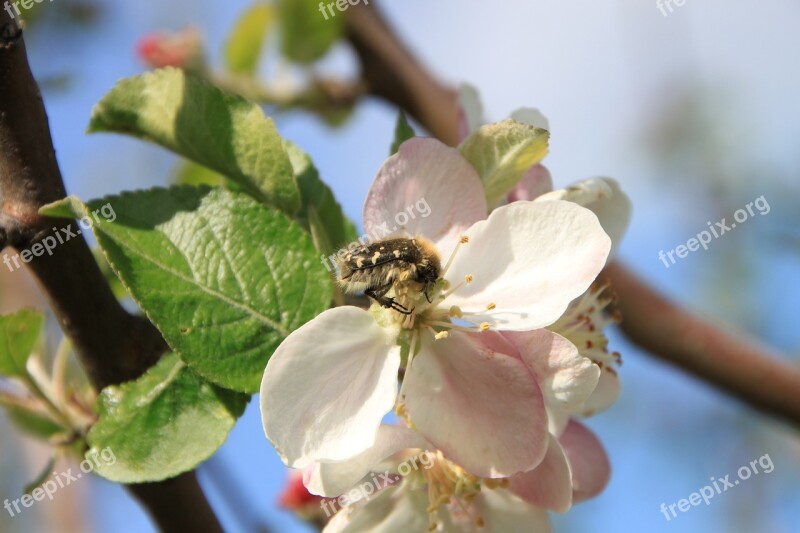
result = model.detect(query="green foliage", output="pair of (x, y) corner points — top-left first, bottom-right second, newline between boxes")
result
(41, 187), (332, 393)
(285, 140), (358, 255)
(0, 309), (44, 378)
(86, 353), (248, 483)
(277, 0), (344, 64)
(459, 119), (549, 206)
(225, 3), (275, 74)
(390, 111), (416, 155)
(89, 68), (300, 215)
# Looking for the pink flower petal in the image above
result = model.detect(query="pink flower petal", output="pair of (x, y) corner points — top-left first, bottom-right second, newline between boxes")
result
(580, 369), (620, 417)
(507, 164), (553, 202)
(508, 434), (572, 513)
(503, 329), (600, 409)
(560, 420), (611, 502)
(402, 331), (548, 478)
(261, 307), (401, 468)
(363, 138), (487, 254)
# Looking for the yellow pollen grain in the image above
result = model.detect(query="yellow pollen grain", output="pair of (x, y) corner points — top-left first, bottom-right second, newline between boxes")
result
(486, 303), (496, 310)
(435, 331), (449, 340)
(465, 274), (474, 284)
(460, 235), (470, 244)
(449, 306), (463, 318)
(479, 322), (490, 331)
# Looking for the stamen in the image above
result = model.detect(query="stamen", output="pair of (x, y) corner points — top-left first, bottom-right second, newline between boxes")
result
(397, 329), (419, 408)
(449, 306), (463, 318)
(464, 274), (474, 284)
(434, 331), (449, 340)
(486, 303), (496, 310)
(441, 235), (469, 278)
(479, 322), (490, 331)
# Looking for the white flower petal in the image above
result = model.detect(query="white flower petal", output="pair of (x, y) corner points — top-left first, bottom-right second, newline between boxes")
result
(363, 138), (487, 253)
(503, 329), (600, 409)
(260, 307), (401, 468)
(546, 406), (571, 437)
(323, 483), (429, 533)
(511, 107), (550, 131)
(578, 369), (620, 417)
(470, 489), (552, 533)
(305, 425), (432, 497)
(403, 331), (548, 478)
(457, 83), (486, 141)
(445, 200), (611, 331)
(536, 177), (631, 259)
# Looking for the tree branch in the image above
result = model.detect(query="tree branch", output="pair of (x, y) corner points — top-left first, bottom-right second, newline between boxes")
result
(344, 2), (800, 426)
(0, 16), (222, 531)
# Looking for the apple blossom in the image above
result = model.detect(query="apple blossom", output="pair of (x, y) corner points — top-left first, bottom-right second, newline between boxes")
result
(261, 137), (612, 482)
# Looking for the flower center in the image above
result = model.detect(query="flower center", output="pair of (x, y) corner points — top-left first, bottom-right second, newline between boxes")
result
(548, 284), (622, 373)
(419, 450), (506, 531)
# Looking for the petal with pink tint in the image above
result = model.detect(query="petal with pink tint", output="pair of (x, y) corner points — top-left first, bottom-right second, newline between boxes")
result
(403, 331), (547, 478)
(508, 434), (572, 513)
(260, 307), (401, 468)
(503, 329), (600, 409)
(305, 425), (432, 497)
(579, 368), (621, 417)
(363, 138), (487, 254)
(560, 420), (611, 502)
(536, 177), (631, 259)
(445, 200), (611, 331)
(507, 164), (553, 203)
(469, 489), (552, 533)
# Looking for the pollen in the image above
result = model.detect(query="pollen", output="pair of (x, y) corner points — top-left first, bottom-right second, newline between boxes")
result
(460, 235), (470, 244)
(486, 303), (496, 310)
(465, 274), (474, 284)
(449, 306), (463, 318)
(479, 322), (490, 331)
(434, 330), (449, 340)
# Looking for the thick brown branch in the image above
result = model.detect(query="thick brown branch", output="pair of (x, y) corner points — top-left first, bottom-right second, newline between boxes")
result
(601, 263), (800, 424)
(344, 2), (800, 426)
(0, 16), (222, 531)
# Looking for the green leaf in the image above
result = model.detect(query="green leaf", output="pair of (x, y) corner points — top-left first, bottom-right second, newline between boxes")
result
(89, 68), (300, 215)
(224, 3), (274, 74)
(24, 456), (56, 495)
(390, 111), (416, 155)
(5, 406), (64, 440)
(458, 119), (550, 207)
(285, 141), (357, 255)
(173, 160), (226, 188)
(41, 187), (332, 392)
(277, 0), (343, 64)
(0, 309), (44, 378)
(86, 353), (248, 483)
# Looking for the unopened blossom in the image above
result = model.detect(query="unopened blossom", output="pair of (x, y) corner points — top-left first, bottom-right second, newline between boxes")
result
(261, 137), (611, 483)
(136, 28), (204, 70)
